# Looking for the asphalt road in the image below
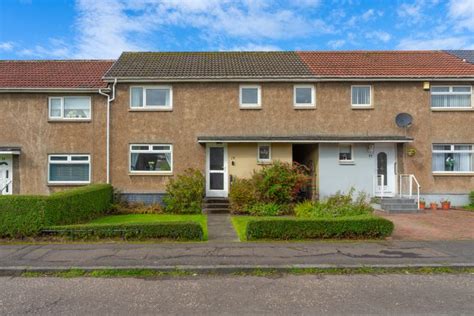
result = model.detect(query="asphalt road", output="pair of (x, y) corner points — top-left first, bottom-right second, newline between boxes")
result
(0, 274), (473, 315)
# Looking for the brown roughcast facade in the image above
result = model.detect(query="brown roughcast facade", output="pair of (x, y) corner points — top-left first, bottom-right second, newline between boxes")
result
(1, 51), (473, 206)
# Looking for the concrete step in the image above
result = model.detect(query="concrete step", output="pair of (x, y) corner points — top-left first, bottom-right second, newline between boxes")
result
(203, 198), (229, 203)
(380, 198), (416, 205)
(382, 204), (418, 211)
(203, 208), (230, 214)
(203, 203), (230, 209)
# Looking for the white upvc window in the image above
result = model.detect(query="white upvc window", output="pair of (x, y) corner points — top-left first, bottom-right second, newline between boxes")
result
(339, 144), (354, 163)
(129, 144), (173, 173)
(48, 96), (91, 120)
(432, 144), (474, 174)
(257, 143), (271, 163)
(48, 154), (91, 184)
(240, 85), (261, 108)
(431, 86), (472, 109)
(130, 86), (173, 109)
(351, 85), (372, 108)
(294, 84), (316, 108)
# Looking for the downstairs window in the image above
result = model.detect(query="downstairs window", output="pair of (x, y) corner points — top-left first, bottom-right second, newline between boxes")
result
(130, 144), (173, 173)
(432, 144), (474, 173)
(48, 154), (90, 184)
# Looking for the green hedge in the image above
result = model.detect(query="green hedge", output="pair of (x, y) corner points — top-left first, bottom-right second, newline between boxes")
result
(245, 216), (394, 240)
(43, 222), (203, 241)
(0, 184), (113, 238)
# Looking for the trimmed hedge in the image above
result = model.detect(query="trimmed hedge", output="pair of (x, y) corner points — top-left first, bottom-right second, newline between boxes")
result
(0, 184), (113, 238)
(245, 216), (394, 240)
(43, 222), (203, 241)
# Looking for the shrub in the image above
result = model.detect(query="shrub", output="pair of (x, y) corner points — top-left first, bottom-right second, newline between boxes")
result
(248, 203), (284, 216)
(470, 191), (474, 206)
(109, 202), (163, 215)
(0, 184), (113, 238)
(295, 189), (373, 218)
(246, 216), (394, 240)
(229, 178), (257, 214)
(44, 222), (203, 241)
(254, 162), (310, 205)
(163, 169), (205, 214)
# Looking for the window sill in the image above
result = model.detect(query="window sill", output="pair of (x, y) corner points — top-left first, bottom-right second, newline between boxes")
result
(339, 161), (355, 165)
(129, 108), (173, 112)
(129, 172), (173, 176)
(431, 108), (474, 112)
(47, 182), (90, 186)
(257, 161), (272, 165)
(294, 105), (316, 110)
(239, 106), (262, 110)
(433, 172), (474, 177)
(351, 106), (373, 110)
(48, 119), (91, 123)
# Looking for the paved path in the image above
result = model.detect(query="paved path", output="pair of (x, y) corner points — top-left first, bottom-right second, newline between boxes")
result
(1, 274), (473, 315)
(206, 214), (238, 242)
(0, 240), (472, 271)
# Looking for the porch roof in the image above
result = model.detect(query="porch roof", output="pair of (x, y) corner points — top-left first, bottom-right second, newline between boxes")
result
(197, 135), (413, 143)
(0, 147), (21, 155)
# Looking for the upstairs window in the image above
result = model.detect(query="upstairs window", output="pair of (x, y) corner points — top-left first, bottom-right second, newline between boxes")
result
(130, 144), (173, 173)
(294, 85), (315, 108)
(431, 86), (472, 108)
(339, 144), (353, 162)
(432, 144), (474, 173)
(351, 85), (372, 108)
(49, 97), (91, 120)
(48, 154), (90, 184)
(257, 143), (271, 163)
(240, 85), (261, 108)
(130, 86), (172, 109)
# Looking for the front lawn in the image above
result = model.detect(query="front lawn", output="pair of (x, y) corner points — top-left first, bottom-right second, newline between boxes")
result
(44, 214), (208, 241)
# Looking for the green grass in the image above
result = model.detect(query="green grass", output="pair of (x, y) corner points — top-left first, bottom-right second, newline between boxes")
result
(88, 214), (208, 240)
(463, 205), (474, 211)
(20, 266), (474, 278)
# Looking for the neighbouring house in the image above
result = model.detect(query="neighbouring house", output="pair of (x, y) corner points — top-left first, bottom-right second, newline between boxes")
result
(1, 51), (473, 206)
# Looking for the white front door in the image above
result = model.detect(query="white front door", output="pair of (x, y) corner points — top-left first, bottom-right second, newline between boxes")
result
(374, 144), (396, 197)
(206, 144), (228, 197)
(0, 155), (13, 195)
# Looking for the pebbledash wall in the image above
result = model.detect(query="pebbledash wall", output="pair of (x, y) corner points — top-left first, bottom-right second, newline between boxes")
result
(108, 81), (473, 205)
(0, 93), (107, 194)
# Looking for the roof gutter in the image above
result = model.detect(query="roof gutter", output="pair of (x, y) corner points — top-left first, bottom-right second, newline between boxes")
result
(98, 78), (117, 184)
(0, 88), (109, 93)
(103, 77), (474, 83)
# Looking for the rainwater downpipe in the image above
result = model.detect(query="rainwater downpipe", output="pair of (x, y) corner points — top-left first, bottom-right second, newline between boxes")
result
(98, 78), (117, 184)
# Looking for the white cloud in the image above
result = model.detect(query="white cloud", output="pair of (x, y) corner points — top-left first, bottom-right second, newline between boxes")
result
(397, 1), (423, 22)
(397, 36), (474, 50)
(448, 0), (474, 31)
(226, 43), (281, 51)
(365, 31), (391, 43)
(18, 38), (70, 58)
(327, 39), (345, 49)
(0, 42), (14, 51)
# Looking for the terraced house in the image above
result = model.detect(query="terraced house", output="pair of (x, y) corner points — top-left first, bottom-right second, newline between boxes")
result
(1, 50), (473, 207)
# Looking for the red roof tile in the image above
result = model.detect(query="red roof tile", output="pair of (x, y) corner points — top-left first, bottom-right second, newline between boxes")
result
(0, 60), (114, 89)
(298, 51), (474, 77)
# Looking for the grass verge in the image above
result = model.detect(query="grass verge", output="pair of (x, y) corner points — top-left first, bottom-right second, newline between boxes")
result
(20, 266), (474, 279)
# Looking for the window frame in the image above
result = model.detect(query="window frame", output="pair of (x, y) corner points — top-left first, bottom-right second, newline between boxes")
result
(432, 144), (474, 174)
(293, 84), (316, 108)
(257, 143), (272, 164)
(430, 85), (473, 109)
(239, 84), (262, 109)
(48, 96), (92, 120)
(47, 154), (91, 184)
(129, 85), (173, 110)
(129, 143), (173, 174)
(351, 85), (372, 108)
(338, 143), (354, 164)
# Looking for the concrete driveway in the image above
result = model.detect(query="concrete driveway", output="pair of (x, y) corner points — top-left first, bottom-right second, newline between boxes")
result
(377, 209), (474, 241)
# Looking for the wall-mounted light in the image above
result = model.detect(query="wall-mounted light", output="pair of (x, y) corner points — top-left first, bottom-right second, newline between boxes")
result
(367, 144), (374, 156)
(423, 82), (430, 90)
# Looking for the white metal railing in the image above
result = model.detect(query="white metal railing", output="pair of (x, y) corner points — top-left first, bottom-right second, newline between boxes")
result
(399, 174), (421, 209)
(0, 180), (12, 195)
(373, 174), (385, 198)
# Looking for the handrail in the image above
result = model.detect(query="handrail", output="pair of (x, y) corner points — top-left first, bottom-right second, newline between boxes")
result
(0, 179), (12, 195)
(399, 174), (421, 209)
(373, 174), (385, 198)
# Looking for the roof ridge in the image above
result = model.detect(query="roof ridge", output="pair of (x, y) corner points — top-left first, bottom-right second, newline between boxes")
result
(0, 59), (115, 62)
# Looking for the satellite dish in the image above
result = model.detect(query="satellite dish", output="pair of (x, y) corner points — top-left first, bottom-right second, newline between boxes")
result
(395, 113), (413, 128)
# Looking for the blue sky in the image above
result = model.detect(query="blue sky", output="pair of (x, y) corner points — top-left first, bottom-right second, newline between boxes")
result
(0, 0), (473, 59)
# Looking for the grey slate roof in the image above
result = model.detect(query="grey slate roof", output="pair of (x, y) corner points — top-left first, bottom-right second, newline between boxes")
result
(444, 50), (474, 64)
(197, 135), (413, 143)
(104, 52), (314, 79)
